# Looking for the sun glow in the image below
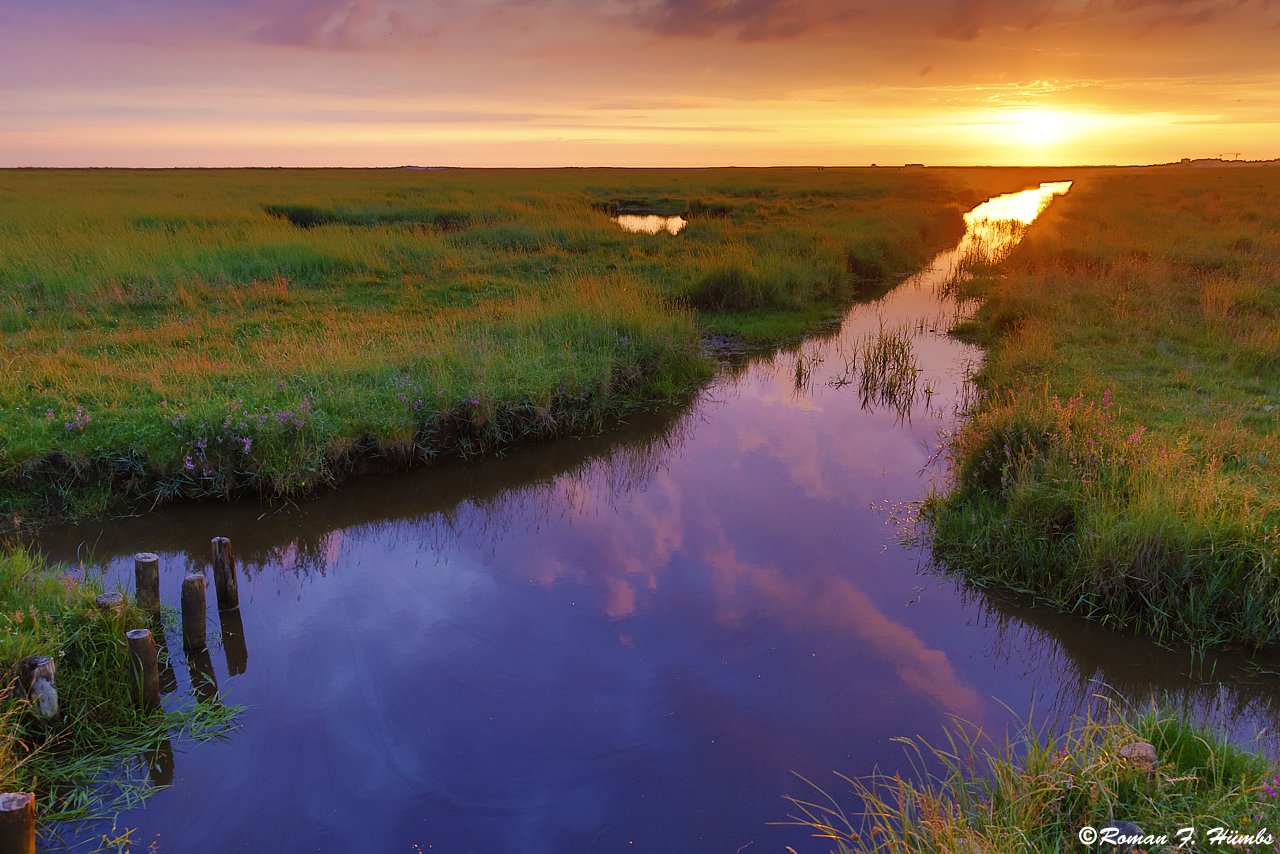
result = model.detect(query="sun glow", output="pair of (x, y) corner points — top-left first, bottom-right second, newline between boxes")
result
(1012, 109), (1071, 146)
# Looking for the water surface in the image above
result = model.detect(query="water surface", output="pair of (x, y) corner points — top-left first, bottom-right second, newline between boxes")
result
(612, 214), (687, 235)
(39, 182), (1280, 852)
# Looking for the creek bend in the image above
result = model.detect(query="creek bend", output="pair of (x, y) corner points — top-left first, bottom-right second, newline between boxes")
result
(38, 183), (1280, 852)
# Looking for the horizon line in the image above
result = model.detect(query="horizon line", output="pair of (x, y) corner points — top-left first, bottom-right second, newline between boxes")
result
(5, 159), (1279, 171)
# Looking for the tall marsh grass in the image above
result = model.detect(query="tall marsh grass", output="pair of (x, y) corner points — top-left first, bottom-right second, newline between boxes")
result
(928, 167), (1280, 648)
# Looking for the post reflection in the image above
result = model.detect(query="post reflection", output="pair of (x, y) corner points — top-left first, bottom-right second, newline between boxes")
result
(147, 737), (175, 788)
(186, 648), (220, 705)
(150, 612), (178, 696)
(219, 608), (248, 677)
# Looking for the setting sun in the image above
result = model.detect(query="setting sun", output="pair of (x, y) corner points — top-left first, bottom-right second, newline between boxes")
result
(1013, 109), (1071, 146)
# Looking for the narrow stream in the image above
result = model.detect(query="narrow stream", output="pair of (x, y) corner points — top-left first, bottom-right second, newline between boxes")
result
(38, 183), (1280, 852)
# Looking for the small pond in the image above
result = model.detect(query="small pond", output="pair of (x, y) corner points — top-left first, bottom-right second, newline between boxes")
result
(612, 213), (687, 235)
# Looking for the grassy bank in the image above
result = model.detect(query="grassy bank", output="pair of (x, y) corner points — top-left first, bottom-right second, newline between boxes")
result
(0, 547), (234, 843)
(927, 167), (1280, 648)
(0, 167), (1040, 527)
(788, 706), (1277, 852)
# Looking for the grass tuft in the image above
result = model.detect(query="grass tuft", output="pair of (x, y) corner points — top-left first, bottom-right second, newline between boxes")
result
(783, 704), (1277, 852)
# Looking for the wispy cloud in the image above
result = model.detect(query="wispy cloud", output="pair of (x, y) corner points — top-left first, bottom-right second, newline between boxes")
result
(251, 0), (439, 49)
(1107, 0), (1268, 29)
(633, 0), (864, 42)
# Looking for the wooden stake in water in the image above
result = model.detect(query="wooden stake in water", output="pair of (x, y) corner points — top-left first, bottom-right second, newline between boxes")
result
(211, 536), (239, 611)
(134, 552), (160, 612)
(181, 574), (207, 652)
(126, 628), (162, 712)
(0, 792), (36, 854)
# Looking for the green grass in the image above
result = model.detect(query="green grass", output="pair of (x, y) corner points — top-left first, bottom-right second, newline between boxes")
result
(0, 547), (239, 839)
(926, 167), (1280, 649)
(0, 166), (1044, 527)
(785, 705), (1276, 852)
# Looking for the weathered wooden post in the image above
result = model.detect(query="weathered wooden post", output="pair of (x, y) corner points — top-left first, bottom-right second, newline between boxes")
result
(219, 607), (248, 677)
(95, 591), (124, 614)
(181, 574), (207, 652)
(16, 656), (58, 722)
(134, 552), (160, 612)
(211, 536), (239, 611)
(0, 792), (36, 854)
(125, 628), (162, 712)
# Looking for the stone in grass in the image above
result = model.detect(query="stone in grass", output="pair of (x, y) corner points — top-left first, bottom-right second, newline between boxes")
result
(1117, 741), (1158, 773)
(1100, 820), (1147, 854)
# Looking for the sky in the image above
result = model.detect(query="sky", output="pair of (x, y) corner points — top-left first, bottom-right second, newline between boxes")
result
(2, 0), (1278, 167)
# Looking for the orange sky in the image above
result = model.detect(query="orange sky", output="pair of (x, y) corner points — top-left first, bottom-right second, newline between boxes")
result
(2, 0), (1278, 166)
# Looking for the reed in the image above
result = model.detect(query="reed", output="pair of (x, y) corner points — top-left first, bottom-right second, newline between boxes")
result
(856, 325), (920, 417)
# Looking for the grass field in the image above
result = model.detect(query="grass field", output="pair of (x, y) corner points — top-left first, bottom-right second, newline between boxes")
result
(0, 166), (1039, 527)
(927, 166), (1280, 649)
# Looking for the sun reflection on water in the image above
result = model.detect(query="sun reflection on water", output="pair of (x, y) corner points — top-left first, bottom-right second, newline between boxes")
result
(953, 181), (1072, 263)
(967, 181), (1073, 227)
(613, 214), (687, 235)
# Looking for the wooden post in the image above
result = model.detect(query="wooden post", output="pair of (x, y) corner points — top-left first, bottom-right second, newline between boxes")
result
(95, 591), (124, 614)
(0, 792), (35, 854)
(13, 656), (43, 694)
(181, 574), (207, 652)
(18, 656), (58, 722)
(134, 552), (160, 612)
(219, 607), (248, 677)
(125, 628), (162, 712)
(211, 537), (239, 611)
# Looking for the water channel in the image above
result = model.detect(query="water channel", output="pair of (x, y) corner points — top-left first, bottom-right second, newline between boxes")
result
(38, 183), (1280, 852)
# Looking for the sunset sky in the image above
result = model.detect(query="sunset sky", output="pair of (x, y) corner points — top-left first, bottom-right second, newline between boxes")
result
(3, 0), (1278, 167)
